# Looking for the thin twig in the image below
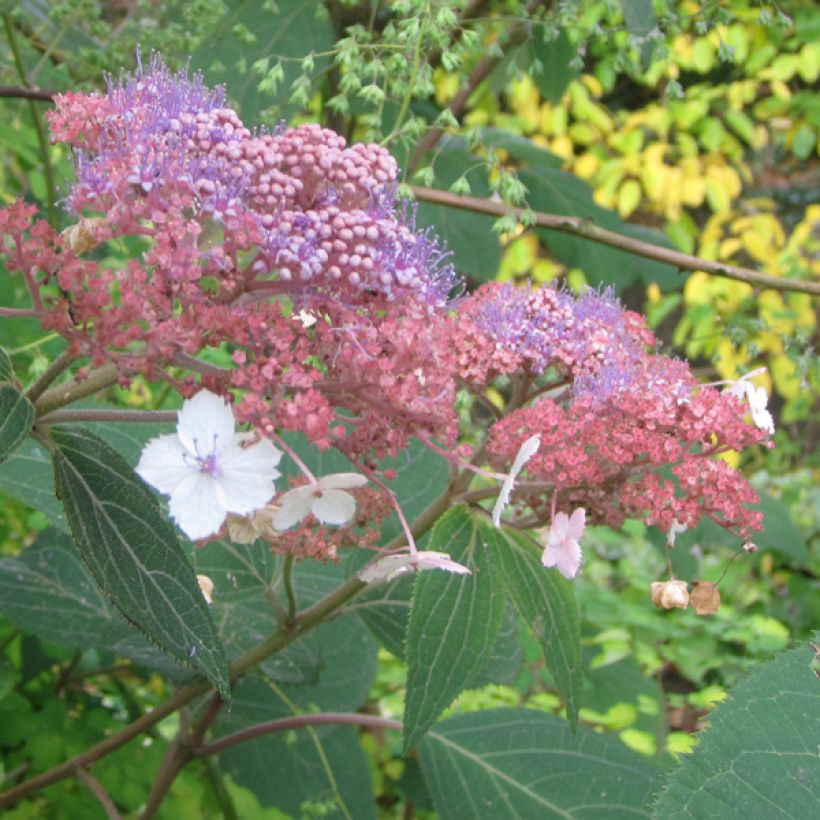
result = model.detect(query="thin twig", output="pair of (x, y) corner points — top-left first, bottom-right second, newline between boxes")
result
(407, 0), (547, 175)
(2, 15), (58, 224)
(0, 84), (58, 101)
(37, 408), (177, 425)
(24, 349), (76, 402)
(282, 555), (298, 624)
(409, 185), (820, 296)
(33, 362), (120, 415)
(192, 712), (402, 758)
(75, 767), (122, 820)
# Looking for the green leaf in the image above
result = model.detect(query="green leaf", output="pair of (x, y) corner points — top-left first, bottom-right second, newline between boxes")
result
(214, 616), (379, 817)
(620, 0), (658, 68)
(469, 605), (525, 687)
(404, 506), (505, 750)
(0, 417), (175, 531)
(481, 127), (564, 170)
(653, 644), (820, 819)
(0, 385), (35, 465)
(420, 708), (659, 818)
(487, 26), (578, 103)
(195, 539), (324, 684)
(751, 491), (809, 563)
(0, 528), (184, 675)
(416, 140), (501, 282)
(0, 438), (67, 528)
(217, 681), (377, 819)
(50, 427), (229, 697)
(0, 347), (13, 383)
(190, 0), (334, 123)
(490, 526), (583, 728)
(520, 165), (679, 290)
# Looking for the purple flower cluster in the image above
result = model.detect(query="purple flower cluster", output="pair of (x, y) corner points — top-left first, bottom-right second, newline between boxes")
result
(467, 282), (654, 400)
(51, 54), (459, 307)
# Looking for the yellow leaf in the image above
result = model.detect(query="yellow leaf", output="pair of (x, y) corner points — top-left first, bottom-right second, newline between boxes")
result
(766, 54), (800, 82)
(741, 230), (776, 264)
(581, 74), (604, 98)
(692, 38), (715, 73)
(547, 104), (568, 136)
(550, 135), (574, 159)
(574, 152), (600, 179)
(533, 258), (562, 283)
(718, 237), (742, 259)
(705, 177), (731, 213)
(617, 179), (642, 217)
(718, 450), (741, 468)
(681, 174), (705, 207)
(770, 79), (792, 99)
(435, 72), (460, 105)
(798, 43), (819, 83)
(568, 122), (598, 145)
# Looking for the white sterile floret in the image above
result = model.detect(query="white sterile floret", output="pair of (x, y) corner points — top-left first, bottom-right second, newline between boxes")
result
(358, 550), (471, 585)
(492, 434), (540, 527)
(273, 473), (368, 531)
(136, 390), (281, 540)
(666, 519), (688, 547)
(725, 368), (774, 434)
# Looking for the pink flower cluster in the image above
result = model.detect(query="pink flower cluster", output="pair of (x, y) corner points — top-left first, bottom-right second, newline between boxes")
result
(0, 55), (770, 554)
(483, 341), (767, 538)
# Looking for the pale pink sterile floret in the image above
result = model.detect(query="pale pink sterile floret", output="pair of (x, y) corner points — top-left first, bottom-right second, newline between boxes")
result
(273, 473), (368, 531)
(541, 508), (586, 579)
(136, 390), (281, 540)
(358, 550), (471, 584)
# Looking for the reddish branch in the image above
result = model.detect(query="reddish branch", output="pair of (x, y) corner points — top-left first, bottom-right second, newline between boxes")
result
(0, 85), (57, 101)
(192, 712), (403, 758)
(409, 185), (820, 296)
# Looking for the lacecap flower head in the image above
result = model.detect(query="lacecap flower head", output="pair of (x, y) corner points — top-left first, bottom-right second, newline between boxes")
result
(136, 390), (281, 540)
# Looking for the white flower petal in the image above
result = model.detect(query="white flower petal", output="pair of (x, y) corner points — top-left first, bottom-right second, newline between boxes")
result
(746, 384), (774, 433)
(492, 434), (540, 527)
(316, 473), (368, 491)
(167, 470), (226, 539)
(273, 486), (315, 530)
(136, 434), (191, 494)
(312, 488), (357, 526)
(666, 519), (687, 547)
(176, 390), (236, 456)
(216, 439), (282, 513)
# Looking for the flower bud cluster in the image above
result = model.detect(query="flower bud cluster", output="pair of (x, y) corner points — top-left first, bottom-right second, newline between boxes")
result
(0, 55), (770, 558)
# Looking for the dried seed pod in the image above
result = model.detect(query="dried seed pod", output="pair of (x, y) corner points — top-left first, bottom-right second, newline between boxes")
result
(61, 217), (104, 254)
(690, 580), (721, 615)
(650, 578), (690, 610)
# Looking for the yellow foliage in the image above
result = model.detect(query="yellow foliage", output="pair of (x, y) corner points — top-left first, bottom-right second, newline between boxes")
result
(434, 71), (460, 106)
(617, 179), (642, 217)
(574, 152), (600, 179)
(718, 450), (741, 469)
